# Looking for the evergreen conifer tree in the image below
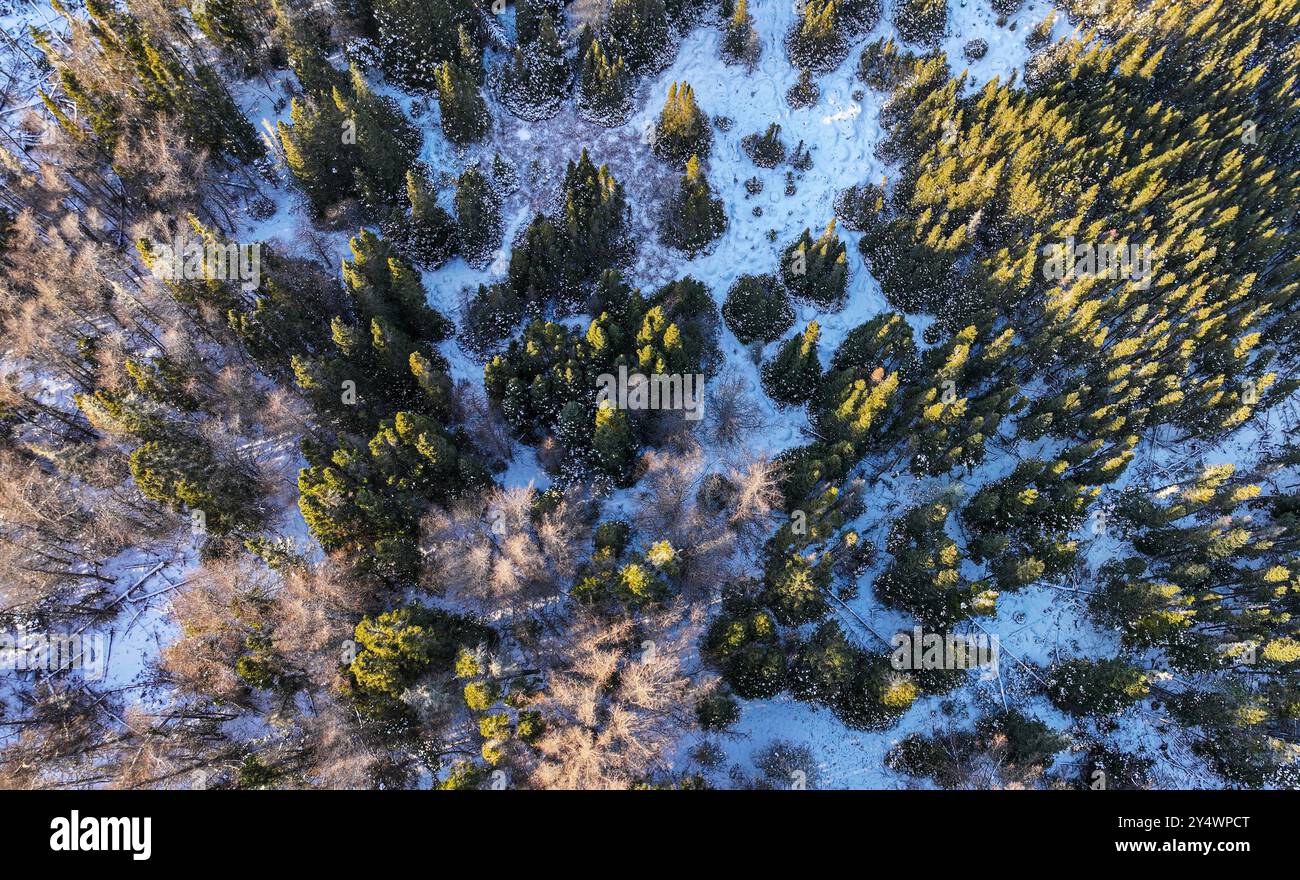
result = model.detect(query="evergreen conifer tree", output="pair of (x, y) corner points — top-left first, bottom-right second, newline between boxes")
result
(721, 0), (760, 67)
(436, 55), (490, 146)
(781, 221), (848, 308)
(662, 155), (727, 255)
(763, 322), (823, 406)
(653, 82), (712, 167)
(723, 274), (794, 345)
(455, 166), (502, 268)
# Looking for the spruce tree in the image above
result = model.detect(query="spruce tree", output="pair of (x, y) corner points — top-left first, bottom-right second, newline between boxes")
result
(398, 171), (458, 268)
(605, 0), (670, 74)
(594, 401), (638, 486)
(723, 274), (795, 345)
(787, 68), (820, 108)
(662, 155), (727, 256)
(559, 149), (628, 284)
(501, 7), (566, 118)
(742, 123), (786, 168)
(781, 221), (848, 308)
(721, 0), (760, 67)
(704, 595), (787, 699)
(839, 0), (882, 34)
(787, 0), (845, 72)
(653, 82), (712, 167)
(129, 433), (262, 536)
(761, 551), (831, 626)
(278, 92), (352, 214)
(894, 0), (947, 46)
(342, 228), (452, 344)
(299, 411), (489, 578)
(454, 166), (501, 268)
(335, 66), (422, 214)
(192, 0), (259, 70)
(373, 0), (480, 92)
(272, 0), (344, 95)
(856, 37), (915, 91)
(578, 35), (630, 123)
(763, 322), (823, 407)
(436, 55), (490, 146)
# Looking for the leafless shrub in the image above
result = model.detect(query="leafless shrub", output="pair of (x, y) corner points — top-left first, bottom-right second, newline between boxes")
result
(707, 369), (768, 447)
(452, 379), (514, 469)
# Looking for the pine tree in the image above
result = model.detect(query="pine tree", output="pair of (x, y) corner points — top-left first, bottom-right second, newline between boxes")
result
(281, 68), (420, 218)
(662, 155), (727, 255)
(653, 82), (712, 167)
(763, 322), (823, 407)
(227, 245), (336, 378)
(961, 458), (1089, 591)
(300, 412), (489, 579)
(1047, 658), (1150, 717)
(188, 63), (266, 163)
(761, 551), (831, 626)
(834, 178), (886, 230)
(704, 594), (787, 699)
(436, 55), (490, 146)
(129, 433), (262, 536)
(875, 498), (986, 626)
(37, 0), (262, 162)
(839, 0), (882, 34)
(498, 215), (564, 309)
(463, 283), (526, 354)
(815, 322), (904, 448)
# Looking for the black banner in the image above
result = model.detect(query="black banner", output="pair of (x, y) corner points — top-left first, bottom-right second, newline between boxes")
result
(0, 790), (1281, 866)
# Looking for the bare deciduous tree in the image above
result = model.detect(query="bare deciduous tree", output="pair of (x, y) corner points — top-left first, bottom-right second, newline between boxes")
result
(527, 605), (710, 789)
